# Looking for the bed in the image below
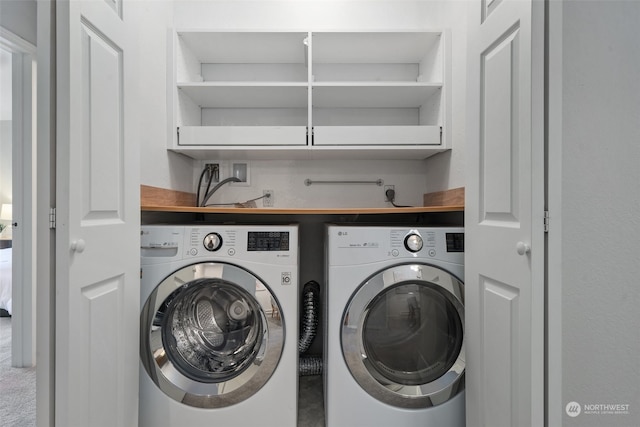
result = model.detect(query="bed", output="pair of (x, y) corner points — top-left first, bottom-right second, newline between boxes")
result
(0, 247), (12, 315)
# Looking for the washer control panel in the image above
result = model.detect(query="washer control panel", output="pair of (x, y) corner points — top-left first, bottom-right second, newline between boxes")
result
(404, 234), (424, 252)
(187, 226), (296, 263)
(141, 225), (298, 266)
(203, 232), (223, 252)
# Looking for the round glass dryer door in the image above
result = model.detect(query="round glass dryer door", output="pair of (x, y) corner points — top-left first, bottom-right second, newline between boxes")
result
(140, 262), (284, 408)
(341, 263), (465, 408)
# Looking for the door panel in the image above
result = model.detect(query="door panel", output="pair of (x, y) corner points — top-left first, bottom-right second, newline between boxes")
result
(483, 0), (506, 22)
(81, 275), (124, 426)
(482, 277), (520, 427)
(81, 22), (124, 222)
(56, 0), (139, 426)
(466, 0), (545, 426)
(481, 26), (520, 225)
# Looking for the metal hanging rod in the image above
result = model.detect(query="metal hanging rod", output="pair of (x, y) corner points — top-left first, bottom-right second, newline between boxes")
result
(304, 178), (383, 187)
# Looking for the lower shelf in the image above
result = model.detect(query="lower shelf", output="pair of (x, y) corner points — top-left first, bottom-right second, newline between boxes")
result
(173, 125), (447, 160)
(178, 125), (307, 147)
(312, 125), (440, 146)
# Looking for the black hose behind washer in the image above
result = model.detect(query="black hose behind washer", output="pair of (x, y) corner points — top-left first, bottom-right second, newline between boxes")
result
(298, 280), (322, 376)
(299, 280), (320, 354)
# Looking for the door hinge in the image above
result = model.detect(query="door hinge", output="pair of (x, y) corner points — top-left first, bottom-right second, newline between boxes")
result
(307, 126), (314, 145)
(49, 207), (56, 229)
(543, 210), (550, 233)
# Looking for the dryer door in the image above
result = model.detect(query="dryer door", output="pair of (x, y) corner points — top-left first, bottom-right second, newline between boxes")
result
(140, 262), (284, 408)
(341, 263), (464, 408)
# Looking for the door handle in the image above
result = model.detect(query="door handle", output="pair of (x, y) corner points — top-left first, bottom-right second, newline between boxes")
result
(71, 239), (86, 253)
(516, 241), (530, 256)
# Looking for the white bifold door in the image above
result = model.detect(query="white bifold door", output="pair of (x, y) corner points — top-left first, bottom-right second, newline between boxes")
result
(55, 0), (140, 426)
(465, 0), (545, 426)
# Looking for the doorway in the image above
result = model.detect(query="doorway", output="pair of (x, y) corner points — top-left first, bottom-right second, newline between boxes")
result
(0, 27), (37, 369)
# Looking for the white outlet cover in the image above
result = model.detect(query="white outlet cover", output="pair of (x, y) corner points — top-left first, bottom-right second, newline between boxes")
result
(229, 160), (250, 186)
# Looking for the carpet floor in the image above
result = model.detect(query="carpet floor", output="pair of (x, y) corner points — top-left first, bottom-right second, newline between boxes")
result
(0, 317), (36, 427)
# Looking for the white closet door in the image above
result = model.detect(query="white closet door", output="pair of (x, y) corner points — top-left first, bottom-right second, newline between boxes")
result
(55, 0), (140, 425)
(465, 0), (545, 426)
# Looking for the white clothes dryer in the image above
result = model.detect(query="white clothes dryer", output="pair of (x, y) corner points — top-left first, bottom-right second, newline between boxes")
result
(325, 225), (465, 427)
(140, 225), (298, 427)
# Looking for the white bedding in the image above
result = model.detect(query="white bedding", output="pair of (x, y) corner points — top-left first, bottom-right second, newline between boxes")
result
(0, 248), (12, 314)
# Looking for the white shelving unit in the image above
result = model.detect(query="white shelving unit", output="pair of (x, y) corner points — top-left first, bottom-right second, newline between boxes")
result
(168, 30), (450, 159)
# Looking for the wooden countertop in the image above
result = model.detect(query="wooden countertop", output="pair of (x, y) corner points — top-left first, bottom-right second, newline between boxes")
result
(141, 205), (463, 215)
(140, 185), (465, 215)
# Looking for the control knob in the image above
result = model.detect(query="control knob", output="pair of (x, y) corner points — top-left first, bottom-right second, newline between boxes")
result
(404, 234), (423, 253)
(203, 233), (223, 252)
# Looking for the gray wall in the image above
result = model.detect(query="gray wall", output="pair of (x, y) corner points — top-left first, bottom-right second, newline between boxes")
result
(554, 1), (640, 425)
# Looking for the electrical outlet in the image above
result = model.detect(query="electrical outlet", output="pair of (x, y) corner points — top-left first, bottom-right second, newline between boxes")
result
(204, 163), (219, 182)
(384, 185), (395, 202)
(263, 190), (274, 207)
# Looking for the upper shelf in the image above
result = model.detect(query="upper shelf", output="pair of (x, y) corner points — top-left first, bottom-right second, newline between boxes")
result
(177, 31), (309, 64)
(311, 32), (442, 65)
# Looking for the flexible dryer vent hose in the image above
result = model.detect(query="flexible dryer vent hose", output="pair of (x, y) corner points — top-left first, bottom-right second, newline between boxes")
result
(298, 280), (323, 376)
(299, 355), (323, 377)
(298, 280), (320, 354)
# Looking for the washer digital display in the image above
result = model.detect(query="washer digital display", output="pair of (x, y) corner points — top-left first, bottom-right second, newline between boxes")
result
(247, 231), (290, 251)
(446, 233), (464, 253)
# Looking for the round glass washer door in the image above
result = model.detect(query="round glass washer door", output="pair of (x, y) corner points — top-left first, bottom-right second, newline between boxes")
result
(341, 263), (465, 408)
(140, 262), (284, 408)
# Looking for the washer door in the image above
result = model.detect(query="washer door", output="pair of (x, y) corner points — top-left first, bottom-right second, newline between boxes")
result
(140, 262), (284, 408)
(341, 263), (464, 408)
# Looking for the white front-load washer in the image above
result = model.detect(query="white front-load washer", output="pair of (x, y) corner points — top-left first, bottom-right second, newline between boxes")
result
(325, 225), (465, 427)
(140, 225), (298, 427)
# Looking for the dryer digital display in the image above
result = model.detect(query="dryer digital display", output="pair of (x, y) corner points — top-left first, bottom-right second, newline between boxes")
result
(247, 231), (290, 251)
(446, 233), (464, 252)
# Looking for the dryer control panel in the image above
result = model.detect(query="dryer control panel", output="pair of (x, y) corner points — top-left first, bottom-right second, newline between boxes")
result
(327, 226), (464, 266)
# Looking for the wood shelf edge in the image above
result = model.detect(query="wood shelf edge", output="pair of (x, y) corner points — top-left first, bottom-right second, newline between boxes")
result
(141, 205), (464, 215)
(141, 185), (196, 207)
(423, 187), (465, 207)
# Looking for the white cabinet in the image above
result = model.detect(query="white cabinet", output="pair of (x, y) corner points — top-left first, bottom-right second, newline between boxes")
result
(168, 30), (450, 159)
(169, 31), (309, 153)
(311, 32), (446, 147)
